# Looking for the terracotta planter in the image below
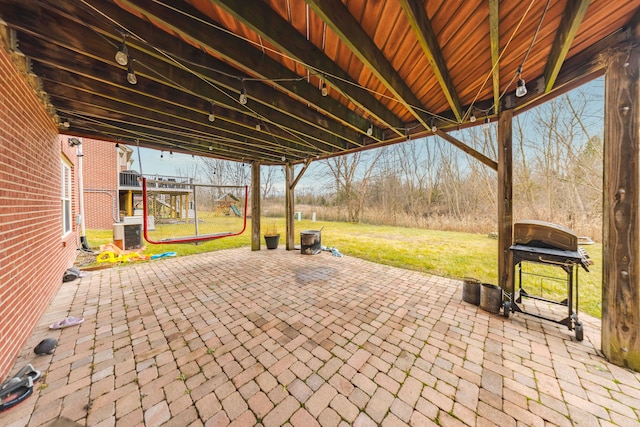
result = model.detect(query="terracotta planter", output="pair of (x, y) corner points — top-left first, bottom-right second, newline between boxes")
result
(264, 234), (280, 249)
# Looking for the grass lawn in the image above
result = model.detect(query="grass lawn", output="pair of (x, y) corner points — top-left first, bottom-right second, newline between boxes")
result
(83, 218), (602, 319)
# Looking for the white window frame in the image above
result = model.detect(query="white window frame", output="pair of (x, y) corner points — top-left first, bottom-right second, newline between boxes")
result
(61, 159), (72, 236)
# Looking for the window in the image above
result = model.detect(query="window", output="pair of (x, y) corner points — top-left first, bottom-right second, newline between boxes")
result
(61, 160), (72, 236)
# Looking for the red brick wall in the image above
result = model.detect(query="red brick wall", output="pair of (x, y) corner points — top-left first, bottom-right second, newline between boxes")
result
(0, 47), (78, 381)
(80, 138), (119, 230)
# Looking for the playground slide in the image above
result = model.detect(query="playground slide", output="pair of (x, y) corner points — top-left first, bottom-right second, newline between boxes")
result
(231, 205), (241, 217)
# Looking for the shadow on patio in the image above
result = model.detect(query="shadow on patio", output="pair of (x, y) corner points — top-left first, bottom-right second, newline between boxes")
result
(4, 248), (640, 426)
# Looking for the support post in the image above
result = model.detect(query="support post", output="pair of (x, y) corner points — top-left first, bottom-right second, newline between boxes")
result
(497, 110), (513, 292)
(251, 161), (261, 251)
(285, 160), (312, 250)
(126, 190), (133, 216)
(285, 163), (294, 250)
(602, 43), (639, 370)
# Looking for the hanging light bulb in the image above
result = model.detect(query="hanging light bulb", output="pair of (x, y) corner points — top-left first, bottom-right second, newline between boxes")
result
(256, 123), (261, 131)
(126, 60), (137, 85)
(115, 36), (128, 66)
(239, 81), (247, 105)
(366, 123), (373, 136)
(160, 151), (164, 159)
(470, 114), (477, 123)
(515, 66), (527, 98)
(516, 78), (527, 97)
(431, 119), (437, 133)
(281, 155), (286, 162)
(62, 119), (70, 128)
(208, 102), (215, 122)
(169, 150), (173, 156)
(482, 116), (490, 130)
(209, 144), (213, 151)
(321, 81), (328, 97)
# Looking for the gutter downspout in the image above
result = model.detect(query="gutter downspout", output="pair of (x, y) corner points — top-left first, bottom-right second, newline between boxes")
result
(75, 139), (90, 250)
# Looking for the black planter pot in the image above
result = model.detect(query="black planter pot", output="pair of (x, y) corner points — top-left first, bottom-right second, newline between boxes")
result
(264, 234), (280, 249)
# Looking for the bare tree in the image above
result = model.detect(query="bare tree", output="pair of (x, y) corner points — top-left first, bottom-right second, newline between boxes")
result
(324, 150), (384, 222)
(261, 165), (278, 201)
(198, 157), (250, 186)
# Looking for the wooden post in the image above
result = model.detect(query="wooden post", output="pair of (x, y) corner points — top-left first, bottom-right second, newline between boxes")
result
(285, 163), (295, 250)
(602, 43), (639, 370)
(497, 110), (513, 293)
(284, 160), (312, 250)
(251, 161), (261, 251)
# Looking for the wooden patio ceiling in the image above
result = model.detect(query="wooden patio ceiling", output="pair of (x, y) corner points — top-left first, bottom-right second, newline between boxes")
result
(1, 0), (638, 165)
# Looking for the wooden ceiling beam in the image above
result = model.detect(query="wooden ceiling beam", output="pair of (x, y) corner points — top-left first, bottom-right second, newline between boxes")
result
(506, 21), (634, 113)
(398, 0), (463, 122)
(206, 0), (405, 136)
(113, 0), (400, 138)
(3, 0), (360, 151)
(14, 32), (352, 154)
(67, 126), (266, 163)
(543, 0), (590, 92)
(55, 98), (305, 163)
(24, 47), (322, 152)
(65, 116), (283, 162)
(55, 99), (303, 162)
(434, 130), (497, 171)
(305, 0), (433, 129)
(489, 0), (500, 115)
(76, 0), (372, 144)
(34, 65), (323, 158)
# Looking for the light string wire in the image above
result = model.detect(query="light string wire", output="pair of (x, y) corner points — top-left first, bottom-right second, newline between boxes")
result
(132, 59), (324, 154)
(143, 0), (455, 127)
(60, 109), (287, 161)
(71, 0), (546, 148)
(74, 0), (333, 157)
(462, 0), (538, 121)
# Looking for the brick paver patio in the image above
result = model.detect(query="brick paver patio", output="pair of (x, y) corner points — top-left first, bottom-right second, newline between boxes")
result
(3, 248), (639, 426)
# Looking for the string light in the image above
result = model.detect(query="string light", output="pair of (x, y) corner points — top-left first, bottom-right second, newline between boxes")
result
(239, 80), (247, 105)
(470, 114), (476, 123)
(209, 144), (213, 151)
(208, 102), (215, 122)
(431, 118), (437, 132)
(482, 116), (490, 130)
(366, 123), (373, 136)
(126, 60), (137, 85)
(515, 66), (527, 97)
(115, 35), (128, 66)
(99, 3), (460, 135)
(256, 123), (261, 131)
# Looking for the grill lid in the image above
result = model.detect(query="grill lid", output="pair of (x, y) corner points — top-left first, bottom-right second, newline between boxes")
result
(513, 220), (578, 251)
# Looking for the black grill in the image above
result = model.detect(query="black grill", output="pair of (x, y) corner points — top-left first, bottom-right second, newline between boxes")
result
(505, 220), (593, 341)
